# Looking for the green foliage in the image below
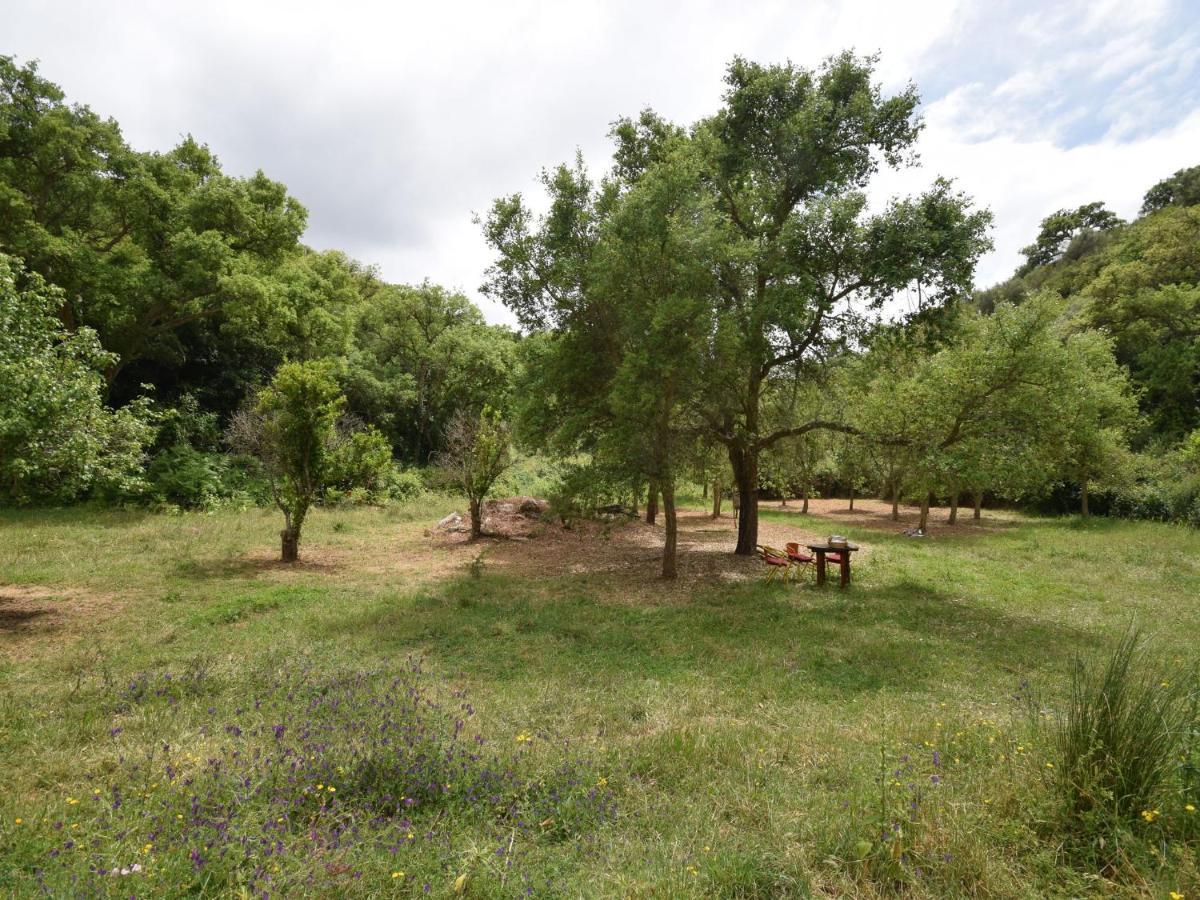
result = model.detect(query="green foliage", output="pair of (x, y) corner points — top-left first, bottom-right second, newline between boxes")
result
(342, 281), (517, 463)
(483, 52), (992, 556)
(980, 195), (1200, 445)
(1050, 630), (1198, 865)
(230, 360), (345, 559)
(0, 57), (310, 395)
(1018, 202), (1123, 273)
(436, 406), (513, 538)
(325, 424), (394, 502)
(0, 253), (154, 504)
(1142, 163), (1200, 214)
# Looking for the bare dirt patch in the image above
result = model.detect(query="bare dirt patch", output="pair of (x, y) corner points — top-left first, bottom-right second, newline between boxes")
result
(0, 585), (121, 658)
(762, 496), (1022, 537)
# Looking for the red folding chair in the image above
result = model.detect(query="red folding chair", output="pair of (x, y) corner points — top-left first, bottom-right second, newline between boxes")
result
(786, 542), (815, 582)
(757, 545), (792, 584)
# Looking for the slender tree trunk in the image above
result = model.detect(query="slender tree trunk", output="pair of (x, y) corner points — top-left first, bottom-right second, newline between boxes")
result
(730, 444), (758, 556)
(469, 497), (483, 539)
(891, 483), (901, 521)
(918, 491), (932, 532)
(973, 489), (982, 520)
(1081, 480), (1089, 517)
(646, 481), (658, 525)
(280, 508), (301, 562)
(280, 529), (299, 562)
(661, 478), (677, 580)
(948, 493), (959, 525)
(802, 488), (809, 514)
(711, 481), (722, 518)
(702, 480), (708, 500)
(849, 485), (855, 511)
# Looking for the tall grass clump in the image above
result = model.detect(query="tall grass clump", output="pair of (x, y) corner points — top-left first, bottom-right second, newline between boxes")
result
(1052, 629), (1198, 867)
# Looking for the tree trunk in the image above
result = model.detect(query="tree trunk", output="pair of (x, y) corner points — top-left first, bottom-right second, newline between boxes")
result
(849, 485), (855, 511)
(729, 445), (758, 556)
(918, 491), (931, 532)
(702, 480), (708, 500)
(891, 483), (901, 521)
(631, 479), (639, 517)
(280, 528), (299, 562)
(948, 493), (959, 525)
(469, 497), (483, 539)
(973, 489), (982, 520)
(661, 478), (678, 579)
(646, 481), (658, 525)
(1081, 480), (1089, 517)
(711, 481), (722, 518)
(802, 489), (809, 514)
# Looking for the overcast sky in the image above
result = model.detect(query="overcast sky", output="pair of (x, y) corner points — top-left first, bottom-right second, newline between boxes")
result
(8, 0), (1200, 325)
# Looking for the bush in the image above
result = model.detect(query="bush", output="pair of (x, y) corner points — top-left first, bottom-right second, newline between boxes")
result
(386, 466), (426, 502)
(327, 424), (393, 501)
(1051, 630), (1197, 863)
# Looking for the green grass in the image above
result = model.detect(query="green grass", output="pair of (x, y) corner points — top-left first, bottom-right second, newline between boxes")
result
(2, 502), (1200, 896)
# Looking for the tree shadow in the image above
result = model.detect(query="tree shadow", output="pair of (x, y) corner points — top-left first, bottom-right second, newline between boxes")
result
(0, 600), (54, 632)
(172, 554), (344, 582)
(321, 570), (1093, 702)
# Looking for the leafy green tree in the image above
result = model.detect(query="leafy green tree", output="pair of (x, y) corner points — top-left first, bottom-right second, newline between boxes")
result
(1141, 164), (1200, 214)
(229, 361), (344, 561)
(1051, 331), (1140, 516)
(483, 53), (992, 557)
(326, 423), (394, 502)
(856, 296), (1083, 531)
(592, 142), (716, 577)
(689, 55), (991, 554)
(834, 432), (871, 511)
(436, 407), (513, 540)
(344, 282), (517, 463)
(1019, 202), (1124, 273)
(0, 57), (309, 396)
(0, 253), (154, 503)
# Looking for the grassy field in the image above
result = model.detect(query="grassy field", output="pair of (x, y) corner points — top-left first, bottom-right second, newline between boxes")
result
(3, 497), (1200, 897)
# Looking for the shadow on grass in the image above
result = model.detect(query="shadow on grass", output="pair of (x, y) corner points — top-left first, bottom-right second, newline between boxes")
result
(172, 554), (343, 581)
(314, 571), (1094, 701)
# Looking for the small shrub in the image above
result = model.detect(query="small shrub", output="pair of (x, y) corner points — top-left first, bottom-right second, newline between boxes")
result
(1052, 629), (1196, 860)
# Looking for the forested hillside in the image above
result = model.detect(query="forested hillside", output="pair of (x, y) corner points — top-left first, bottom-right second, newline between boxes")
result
(974, 165), (1200, 521)
(2, 51), (1197, 541)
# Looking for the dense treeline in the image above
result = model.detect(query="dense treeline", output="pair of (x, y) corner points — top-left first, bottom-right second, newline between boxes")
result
(2, 51), (1197, 571)
(0, 55), (517, 519)
(973, 165), (1200, 522)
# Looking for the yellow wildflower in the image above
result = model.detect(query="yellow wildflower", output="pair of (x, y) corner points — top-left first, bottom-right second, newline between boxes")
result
(1187, 804), (1196, 813)
(392, 871), (404, 878)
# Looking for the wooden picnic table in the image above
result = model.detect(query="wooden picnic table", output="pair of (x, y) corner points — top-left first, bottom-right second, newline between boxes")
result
(806, 542), (860, 588)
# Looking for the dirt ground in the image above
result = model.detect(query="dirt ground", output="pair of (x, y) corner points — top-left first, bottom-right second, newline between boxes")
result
(432, 495), (1020, 592)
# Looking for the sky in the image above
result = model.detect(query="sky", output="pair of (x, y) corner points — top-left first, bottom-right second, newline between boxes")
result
(7, 0), (1200, 325)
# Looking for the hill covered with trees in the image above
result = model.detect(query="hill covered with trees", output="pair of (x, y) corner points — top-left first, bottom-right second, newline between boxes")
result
(2, 51), (1197, 563)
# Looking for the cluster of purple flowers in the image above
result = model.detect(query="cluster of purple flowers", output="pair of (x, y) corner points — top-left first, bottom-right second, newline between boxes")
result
(32, 659), (615, 896)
